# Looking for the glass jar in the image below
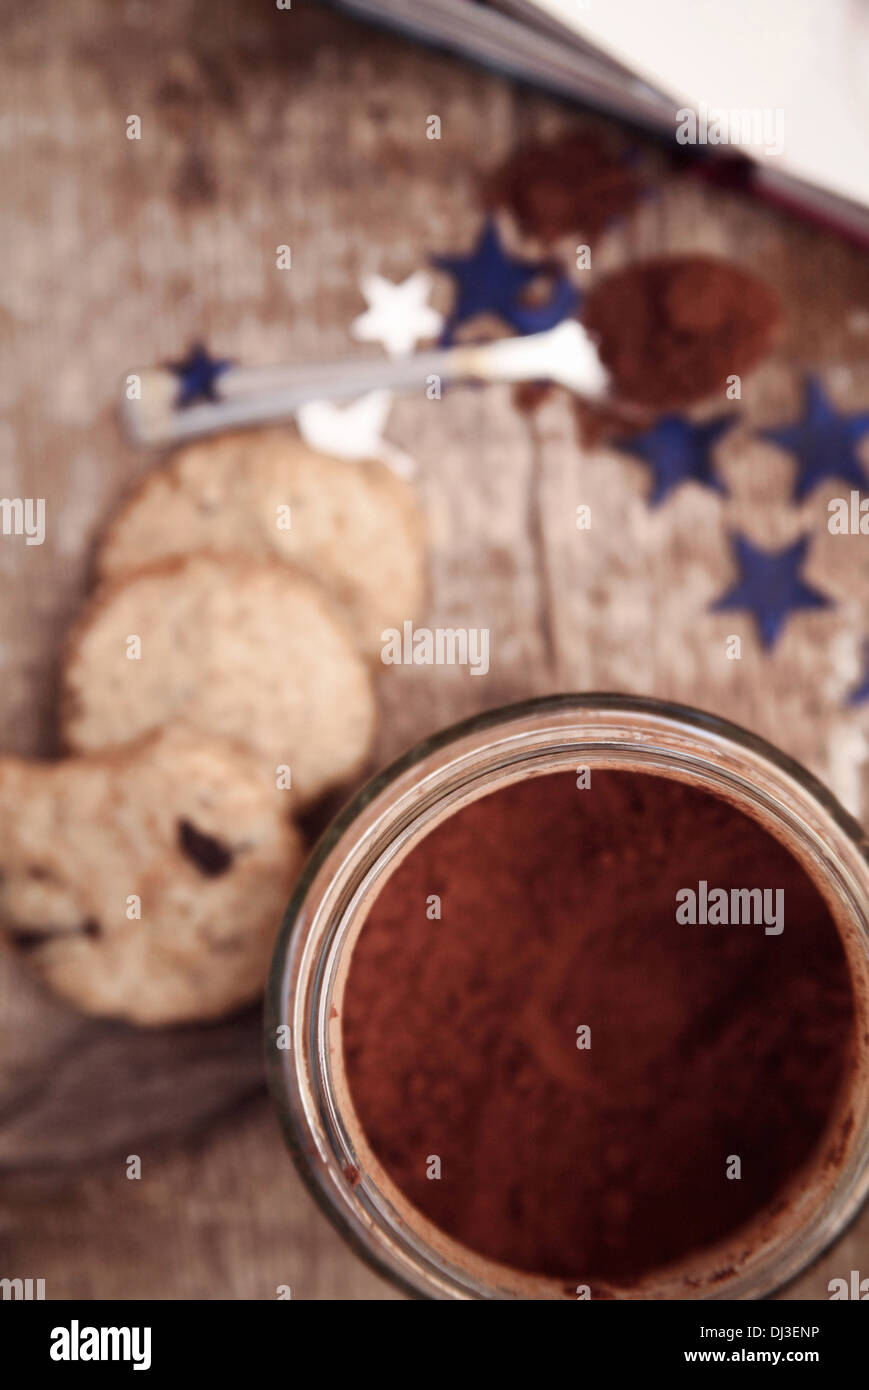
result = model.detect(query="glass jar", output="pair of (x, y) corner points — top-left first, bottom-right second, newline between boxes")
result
(265, 694), (869, 1300)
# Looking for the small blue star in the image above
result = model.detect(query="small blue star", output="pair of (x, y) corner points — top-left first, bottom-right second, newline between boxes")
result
(613, 415), (736, 506)
(168, 343), (232, 408)
(508, 275), (579, 336)
(760, 377), (869, 501)
(433, 219), (578, 342)
(846, 640), (869, 706)
(710, 533), (833, 650)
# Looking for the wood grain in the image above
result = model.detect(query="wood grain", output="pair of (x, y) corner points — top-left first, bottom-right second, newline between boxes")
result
(1, 0), (869, 1298)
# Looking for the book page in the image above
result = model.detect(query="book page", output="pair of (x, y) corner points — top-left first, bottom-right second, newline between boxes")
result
(539, 0), (869, 211)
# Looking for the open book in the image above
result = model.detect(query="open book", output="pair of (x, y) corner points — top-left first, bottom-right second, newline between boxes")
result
(332, 0), (869, 245)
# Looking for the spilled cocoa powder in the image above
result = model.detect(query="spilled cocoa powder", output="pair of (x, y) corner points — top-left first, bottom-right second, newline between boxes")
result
(512, 255), (779, 442)
(342, 771), (855, 1285)
(583, 255), (781, 411)
(489, 131), (642, 243)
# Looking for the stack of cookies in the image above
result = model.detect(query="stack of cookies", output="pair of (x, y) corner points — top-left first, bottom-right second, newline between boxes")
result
(0, 430), (424, 1025)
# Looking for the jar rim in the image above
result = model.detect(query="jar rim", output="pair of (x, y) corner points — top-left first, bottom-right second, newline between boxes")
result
(266, 692), (869, 1301)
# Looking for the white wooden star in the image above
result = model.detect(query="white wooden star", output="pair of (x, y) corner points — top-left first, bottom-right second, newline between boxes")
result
(351, 271), (443, 357)
(295, 390), (415, 479)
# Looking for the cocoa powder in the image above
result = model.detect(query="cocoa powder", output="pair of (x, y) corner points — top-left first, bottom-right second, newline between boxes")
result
(489, 131), (641, 243)
(583, 256), (780, 410)
(342, 771), (855, 1286)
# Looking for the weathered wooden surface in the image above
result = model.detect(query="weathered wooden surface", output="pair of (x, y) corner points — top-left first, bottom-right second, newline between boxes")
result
(2, 0), (869, 1298)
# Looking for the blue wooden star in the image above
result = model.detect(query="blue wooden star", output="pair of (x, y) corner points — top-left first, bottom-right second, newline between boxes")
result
(613, 415), (735, 506)
(433, 219), (578, 342)
(760, 377), (869, 501)
(710, 533), (833, 649)
(508, 275), (579, 336)
(846, 640), (869, 706)
(168, 343), (232, 408)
